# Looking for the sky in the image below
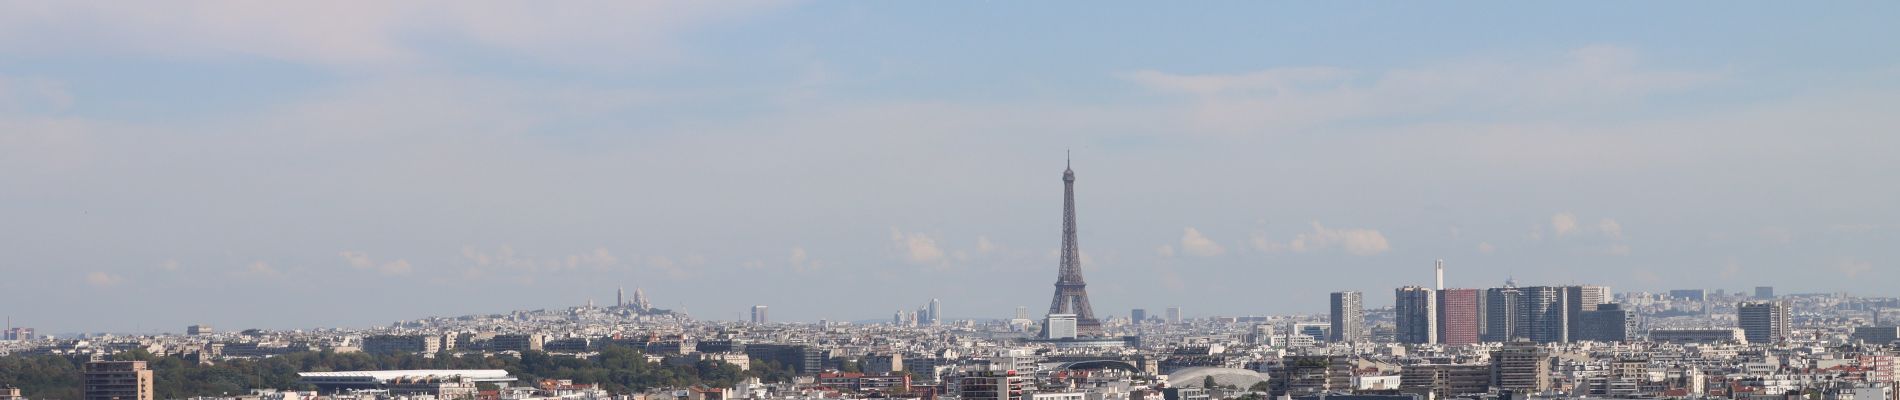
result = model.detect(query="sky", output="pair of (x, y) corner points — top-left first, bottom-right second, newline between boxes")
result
(2, 2), (1898, 334)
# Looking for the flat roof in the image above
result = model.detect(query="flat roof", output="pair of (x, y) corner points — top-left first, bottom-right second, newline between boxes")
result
(298, 370), (516, 383)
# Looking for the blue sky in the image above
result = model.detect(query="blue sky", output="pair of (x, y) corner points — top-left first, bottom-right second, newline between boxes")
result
(1, 2), (1897, 334)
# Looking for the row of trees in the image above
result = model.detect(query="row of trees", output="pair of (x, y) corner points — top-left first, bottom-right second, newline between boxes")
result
(0, 346), (788, 400)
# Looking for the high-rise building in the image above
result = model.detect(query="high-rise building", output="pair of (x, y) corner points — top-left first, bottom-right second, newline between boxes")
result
(616, 287), (624, 307)
(186, 324), (213, 336)
(1566, 286), (1610, 340)
(1434, 259), (1445, 290)
(1668, 289), (1706, 301)
(751, 305), (769, 324)
(1575, 304), (1634, 342)
(1330, 292), (1365, 343)
(1395, 286), (1438, 344)
(1754, 286), (1775, 299)
(84, 361), (153, 400)
(1166, 307), (1183, 325)
(2, 327), (34, 341)
(928, 299), (942, 326)
(1491, 341), (1551, 393)
(1043, 314), (1078, 339)
(1045, 157), (1102, 335)
(1438, 288), (1481, 346)
(1519, 286), (1571, 343)
(1738, 301), (1790, 344)
(1015, 306), (1028, 320)
(1483, 286), (1522, 342)
(1131, 309), (1148, 323)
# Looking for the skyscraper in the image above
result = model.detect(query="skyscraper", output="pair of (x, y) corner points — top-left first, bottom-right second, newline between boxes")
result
(1437, 288), (1481, 346)
(1166, 307), (1182, 325)
(1483, 286), (1522, 342)
(1575, 304), (1634, 342)
(1330, 292), (1364, 343)
(1754, 286), (1775, 299)
(928, 298), (942, 326)
(1738, 301), (1790, 344)
(1395, 286), (1438, 344)
(1520, 286), (1571, 344)
(1491, 341), (1551, 392)
(751, 305), (768, 324)
(1131, 309), (1147, 323)
(1434, 259), (1445, 290)
(1045, 156), (1102, 335)
(1566, 285), (1610, 340)
(617, 287), (624, 308)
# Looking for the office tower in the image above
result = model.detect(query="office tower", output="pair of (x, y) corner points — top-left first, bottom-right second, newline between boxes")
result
(362, 334), (443, 354)
(1015, 306), (1028, 320)
(751, 305), (768, 324)
(1045, 156), (1102, 335)
(186, 324), (212, 336)
(928, 298), (942, 326)
(1395, 286), (1439, 344)
(1575, 304), (1634, 342)
(1435, 259), (1445, 290)
(1851, 327), (1900, 344)
(894, 310), (905, 325)
(1131, 309), (1147, 323)
(1520, 286), (1571, 343)
(1043, 314), (1078, 339)
(1738, 301), (1790, 344)
(1491, 341), (1551, 392)
(1166, 307), (1183, 324)
(1566, 285), (1610, 340)
(1483, 286), (1522, 342)
(84, 361), (153, 400)
(1438, 288), (1481, 346)
(1295, 323), (1331, 343)
(1669, 289), (1706, 301)
(1330, 292), (1365, 343)
(1754, 286), (1775, 299)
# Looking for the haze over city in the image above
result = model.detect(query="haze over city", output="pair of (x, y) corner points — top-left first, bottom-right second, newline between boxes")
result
(3, 2), (1898, 334)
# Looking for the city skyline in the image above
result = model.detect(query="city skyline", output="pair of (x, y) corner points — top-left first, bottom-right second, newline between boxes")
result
(2, 2), (1898, 333)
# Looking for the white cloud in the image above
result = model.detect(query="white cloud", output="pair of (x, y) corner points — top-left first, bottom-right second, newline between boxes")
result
(1551, 213), (1580, 236)
(1156, 244), (1176, 258)
(1838, 258), (1874, 278)
(890, 228), (946, 265)
(1288, 222), (1391, 256)
(1179, 228), (1226, 257)
(0, 2), (783, 70)
(788, 246), (822, 273)
(975, 236), (998, 254)
(340, 250), (415, 275)
(1598, 219), (1623, 239)
(84, 271), (123, 287)
(1123, 45), (1721, 133)
(239, 261), (280, 277)
(1477, 242), (1496, 254)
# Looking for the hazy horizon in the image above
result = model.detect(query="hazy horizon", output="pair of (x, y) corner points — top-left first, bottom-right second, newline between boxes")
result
(3, 2), (1897, 334)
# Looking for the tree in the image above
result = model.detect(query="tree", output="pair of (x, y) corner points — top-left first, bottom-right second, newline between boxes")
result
(1202, 376), (1217, 388)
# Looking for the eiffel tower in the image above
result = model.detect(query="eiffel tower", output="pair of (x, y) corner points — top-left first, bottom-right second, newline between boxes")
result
(1046, 154), (1102, 336)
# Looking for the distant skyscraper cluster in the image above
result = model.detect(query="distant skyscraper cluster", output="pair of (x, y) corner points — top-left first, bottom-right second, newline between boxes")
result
(1328, 260), (1631, 345)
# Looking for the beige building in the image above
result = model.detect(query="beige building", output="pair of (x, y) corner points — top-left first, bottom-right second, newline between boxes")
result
(84, 361), (154, 400)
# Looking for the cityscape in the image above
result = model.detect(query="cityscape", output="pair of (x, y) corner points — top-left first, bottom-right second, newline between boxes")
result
(3, 3), (1899, 400)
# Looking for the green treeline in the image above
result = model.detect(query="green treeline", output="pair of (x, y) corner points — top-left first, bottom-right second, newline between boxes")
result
(0, 346), (795, 400)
